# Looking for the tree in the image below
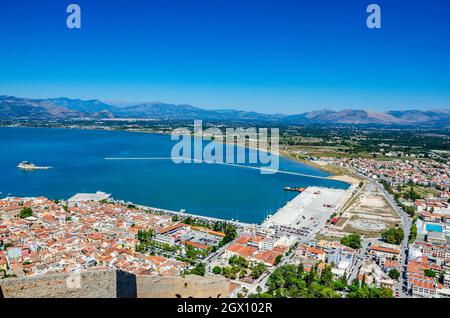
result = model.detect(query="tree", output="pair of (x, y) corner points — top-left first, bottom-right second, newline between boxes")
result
(189, 263), (205, 276)
(381, 227), (404, 245)
(251, 263), (267, 280)
(404, 187), (422, 201)
(409, 222), (417, 243)
(275, 254), (283, 265)
(221, 223), (238, 245)
(19, 207), (33, 219)
(212, 266), (222, 275)
(297, 263), (304, 275)
(320, 265), (334, 287)
(229, 255), (248, 268)
(258, 263), (391, 299)
(137, 229), (154, 243)
(388, 269), (400, 280)
(340, 234), (362, 249)
(333, 278), (347, 291)
(424, 269), (436, 278)
(405, 206), (415, 217)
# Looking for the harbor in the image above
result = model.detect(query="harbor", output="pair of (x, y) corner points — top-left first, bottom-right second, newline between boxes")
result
(262, 186), (355, 238)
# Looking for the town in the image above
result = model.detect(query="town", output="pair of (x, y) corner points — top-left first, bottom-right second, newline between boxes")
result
(1, 144), (449, 298)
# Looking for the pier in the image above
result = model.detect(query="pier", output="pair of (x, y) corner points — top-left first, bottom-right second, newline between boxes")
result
(104, 157), (341, 181)
(262, 186), (354, 238)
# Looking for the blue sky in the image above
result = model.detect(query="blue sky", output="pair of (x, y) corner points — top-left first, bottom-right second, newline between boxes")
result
(0, 0), (449, 113)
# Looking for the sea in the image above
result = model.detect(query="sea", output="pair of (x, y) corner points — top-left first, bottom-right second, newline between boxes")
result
(0, 127), (348, 224)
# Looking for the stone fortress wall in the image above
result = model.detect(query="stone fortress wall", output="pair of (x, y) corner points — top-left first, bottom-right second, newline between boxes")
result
(0, 269), (230, 298)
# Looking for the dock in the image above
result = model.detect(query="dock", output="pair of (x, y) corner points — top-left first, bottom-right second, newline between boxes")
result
(262, 186), (352, 232)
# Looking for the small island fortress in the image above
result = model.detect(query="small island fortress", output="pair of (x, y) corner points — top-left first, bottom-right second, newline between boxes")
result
(17, 161), (52, 171)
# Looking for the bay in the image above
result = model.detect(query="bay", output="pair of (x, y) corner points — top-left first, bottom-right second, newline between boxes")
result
(0, 127), (348, 224)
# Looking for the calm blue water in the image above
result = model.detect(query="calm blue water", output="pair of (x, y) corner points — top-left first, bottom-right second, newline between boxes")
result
(0, 127), (348, 224)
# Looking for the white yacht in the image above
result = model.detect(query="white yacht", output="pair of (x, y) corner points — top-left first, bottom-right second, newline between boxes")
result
(17, 161), (52, 170)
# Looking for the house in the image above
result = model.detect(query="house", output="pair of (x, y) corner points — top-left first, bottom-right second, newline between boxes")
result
(427, 231), (447, 244)
(369, 245), (400, 264)
(409, 275), (436, 298)
(252, 250), (282, 267)
(225, 244), (257, 259)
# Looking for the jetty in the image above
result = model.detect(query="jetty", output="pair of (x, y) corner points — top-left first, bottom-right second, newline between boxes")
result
(262, 186), (351, 234)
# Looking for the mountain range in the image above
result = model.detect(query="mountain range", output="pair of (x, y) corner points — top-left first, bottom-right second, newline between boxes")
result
(1, 95), (449, 127)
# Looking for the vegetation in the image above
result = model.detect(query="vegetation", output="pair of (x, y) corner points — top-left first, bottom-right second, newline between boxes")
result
(250, 263), (393, 298)
(19, 207), (33, 219)
(424, 269), (436, 278)
(402, 187), (423, 201)
(212, 266), (222, 275)
(219, 223), (238, 246)
(220, 255), (249, 280)
(409, 222), (417, 243)
(346, 278), (393, 298)
(137, 229), (154, 242)
(188, 262), (205, 276)
(251, 263), (267, 280)
(381, 227), (404, 245)
(388, 269), (400, 280)
(340, 234), (362, 249)
(274, 255), (283, 265)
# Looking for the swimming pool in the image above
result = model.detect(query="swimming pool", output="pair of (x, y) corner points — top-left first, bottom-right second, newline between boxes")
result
(426, 223), (443, 233)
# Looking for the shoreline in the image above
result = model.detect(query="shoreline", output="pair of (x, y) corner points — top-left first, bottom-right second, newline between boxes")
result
(131, 202), (255, 229)
(280, 150), (362, 185)
(0, 124), (356, 225)
(0, 123), (353, 186)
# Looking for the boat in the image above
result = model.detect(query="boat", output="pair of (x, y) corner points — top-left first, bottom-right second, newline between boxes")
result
(283, 186), (306, 193)
(17, 161), (52, 171)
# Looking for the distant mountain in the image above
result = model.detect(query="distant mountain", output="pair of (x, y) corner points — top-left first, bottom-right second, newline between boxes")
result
(1, 95), (449, 127)
(113, 102), (217, 120)
(0, 95), (85, 120)
(284, 109), (409, 125)
(46, 97), (116, 113)
(0, 95), (115, 120)
(387, 110), (450, 125)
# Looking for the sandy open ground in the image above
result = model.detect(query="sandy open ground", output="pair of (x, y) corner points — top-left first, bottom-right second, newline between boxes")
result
(323, 182), (401, 238)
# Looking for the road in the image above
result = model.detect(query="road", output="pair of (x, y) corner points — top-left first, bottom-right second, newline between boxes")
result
(356, 172), (412, 298)
(378, 183), (411, 297)
(348, 239), (372, 283)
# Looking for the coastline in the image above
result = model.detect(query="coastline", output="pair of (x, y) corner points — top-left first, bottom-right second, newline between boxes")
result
(280, 150), (362, 185)
(0, 124), (356, 227)
(0, 123), (354, 186)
